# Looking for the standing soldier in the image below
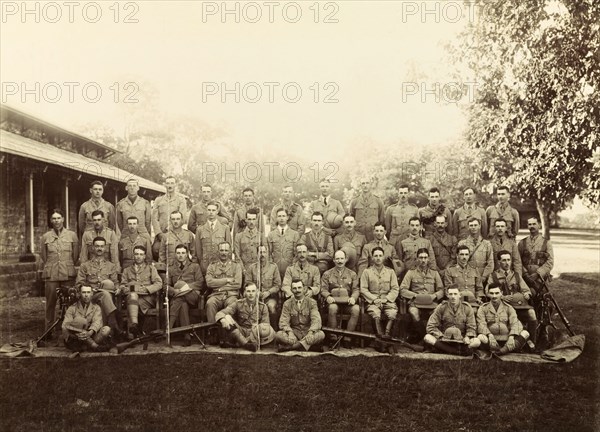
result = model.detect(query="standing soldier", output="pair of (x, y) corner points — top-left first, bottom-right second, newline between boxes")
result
(486, 185), (520, 238)
(119, 216), (152, 270)
(116, 178), (152, 235)
(151, 176), (188, 260)
(518, 216), (554, 293)
(458, 218), (494, 284)
(301, 212), (334, 275)
(281, 244), (321, 298)
(79, 210), (119, 269)
(444, 244), (485, 304)
(247, 245), (281, 330)
(188, 184), (231, 235)
(121, 245), (163, 337)
(234, 208), (266, 274)
(309, 179), (346, 238)
(358, 222), (401, 278)
(429, 215), (457, 279)
(232, 188), (263, 241)
(333, 214), (367, 271)
(41, 209), (79, 332)
(349, 177), (385, 243)
(267, 208), (301, 279)
(453, 187), (488, 241)
(396, 217), (437, 275)
(490, 218), (522, 275)
(419, 187), (454, 237)
(195, 202), (232, 274)
(159, 210), (196, 267)
(78, 180), (116, 237)
(269, 184), (306, 235)
(385, 184), (419, 245)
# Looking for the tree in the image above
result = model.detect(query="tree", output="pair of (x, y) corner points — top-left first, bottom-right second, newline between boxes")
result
(453, 0), (600, 238)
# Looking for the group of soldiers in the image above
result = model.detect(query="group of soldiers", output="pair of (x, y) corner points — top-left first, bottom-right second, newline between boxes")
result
(40, 177), (554, 355)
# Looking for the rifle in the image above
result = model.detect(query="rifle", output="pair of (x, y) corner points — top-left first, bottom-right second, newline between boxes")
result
(116, 322), (216, 353)
(322, 326), (424, 352)
(536, 278), (575, 337)
(36, 287), (78, 347)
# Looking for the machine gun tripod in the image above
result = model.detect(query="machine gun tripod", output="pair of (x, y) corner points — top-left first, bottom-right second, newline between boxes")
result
(36, 286), (78, 347)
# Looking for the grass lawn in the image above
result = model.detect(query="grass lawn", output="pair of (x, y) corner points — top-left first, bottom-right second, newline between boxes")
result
(0, 273), (598, 432)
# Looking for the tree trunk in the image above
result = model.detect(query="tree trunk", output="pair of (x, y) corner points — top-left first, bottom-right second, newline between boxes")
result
(535, 199), (551, 240)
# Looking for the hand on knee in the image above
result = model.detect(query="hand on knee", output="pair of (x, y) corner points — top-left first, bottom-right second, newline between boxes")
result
(423, 334), (437, 345)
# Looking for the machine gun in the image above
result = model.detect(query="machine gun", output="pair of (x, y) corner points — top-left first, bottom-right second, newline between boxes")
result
(36, 286), (78, 347)
(116, 322), (216, 353)
(535, 278), (575, 349)
(323, 327), (424, 353)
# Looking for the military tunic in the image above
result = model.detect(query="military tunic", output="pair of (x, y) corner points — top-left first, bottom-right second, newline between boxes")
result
(418, 204), (454, 237)
(349, 193), (385, 242)
(205, 259), (243, 322)
(270, 201), (306, 235)
(429, 231), (457, 274)
(357, 239), (400, 277)
(476, 300), (523, 337)
(281, 262), (321, 298)
(276, 297), (325, 349)
(400, 268), (444, 301)
(118, 232), (153, 269)
(301, 229), (334, 264)
(518, 234), (554, 279)
(333, 231), (367, 268)
(159, 228), (196, 266)
(426, 301), (477, 338)
(151, 192), (188, 235)
(458, 236), (494, 282)
(234, 228), (267, 271)
(396, 234), (438, 273)
(444, 263), (484, 299)
(453, 204), (488, 241)
(384, 202), (419, 244)
(78, 198), (116, 237)
(267, 226), (300, 279)
(79, 227), (120, 269)
(486, 203), (520, 238)
(360, 265), (400, 319)
(116, 195), (152, 234)
(195, 220), (232, 273)
(489, 234), (522, 275)
(121, 263), (162, 313)
(309, 196), (346, 236)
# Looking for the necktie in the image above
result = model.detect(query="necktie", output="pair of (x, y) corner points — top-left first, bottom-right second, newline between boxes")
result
(211, 222), (215, 231)
(180, 263), (184, 270)
(281, 228), (284, 235)
(324, 196), (328, 206)
(297, 300), (302, 308)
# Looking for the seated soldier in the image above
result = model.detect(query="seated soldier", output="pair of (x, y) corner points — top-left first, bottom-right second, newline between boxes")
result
(167, 244), (205, 346)
(320, 250), (360, 346)
(276, 278), (325, 352)
(396, 217), (438, 276)
(477, 283), (530, 355)
(215, 282), (275, 352)
(423, 286), (481, 356)
(62, 285), (111, 352)
(121, 245), (163, 337)
(488, 250), (538, 347)
(205, 242), (243, 323)
(247, 245), (282, 330)
(399, 248), (444, 342)
(301, 211), (334, 275)
(75, 236), (124, 338)
(360, 247), (400, 341)
(444, 244), (485, 305)
(281, 243), (321, 299)
(357, 222), (402, 278)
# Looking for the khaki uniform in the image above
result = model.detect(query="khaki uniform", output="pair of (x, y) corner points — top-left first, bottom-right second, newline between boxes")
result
(488, 270), (532, 298)
(62, 301), (111, 349)
(400, 267), (444, 322)
(78, 198), (116, 237)
(118, 232), (153, 269)
(276, 297), (325, 350)
(301, 229), (334, 266)
(234, 228), (267, 272)
(518, 234), (554, 280)
(458, 236), (494, 282)
(358, 239), (400, 277)
(151, 192), (188, 235)
(333, 231), (367, 272)
(429, 231), (457, 276)
(267, 226), (300, 279)
(486, 203), (520, 238)
(396, 235), (438, 273)
(426, 301), (477, 338)
(418, 204), (454, 237)
(116, 195), (152, 234)
(76, 258), (120, 317)
(188, 200), (231, 235)
(309, 196), (346, 236)
(232, 204), (264, 240)
(205, 259), (243, 322)
(40, 228), (79, 327)
(453, 204), (488, 241)
(270, 201), (306, 235)
(79, 227), (120, 269)
(476, 300), (523, 337)
(159, 228), (196, 266)
(360, 265), (400, 320)
(215, 299), (273, 346)
(194, 220), (232, 274)
(444, 263), (484, 299)
(167, 260), (204, 328)
(247, 260), (281, 318)
(121, 263), (162, 313)
(349, 193), (385, 242)
(384, 202), (419, 244)
(490, 235), (522, 275)
(321, 266), (360, 331)
(281, 262), (321, 298)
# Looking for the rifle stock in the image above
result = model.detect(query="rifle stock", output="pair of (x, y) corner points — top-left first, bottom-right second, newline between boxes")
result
(539, 280), (575, 336)
(323, 326), (424, 352)
(116, 322), (215, 353)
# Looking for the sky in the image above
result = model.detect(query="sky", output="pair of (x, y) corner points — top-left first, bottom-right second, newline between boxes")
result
(1, 1), (474, 161)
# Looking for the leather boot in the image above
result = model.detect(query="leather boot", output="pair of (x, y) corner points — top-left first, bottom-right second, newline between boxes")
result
(383, 320), (394, 340)
(374, 318), (384, 337)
